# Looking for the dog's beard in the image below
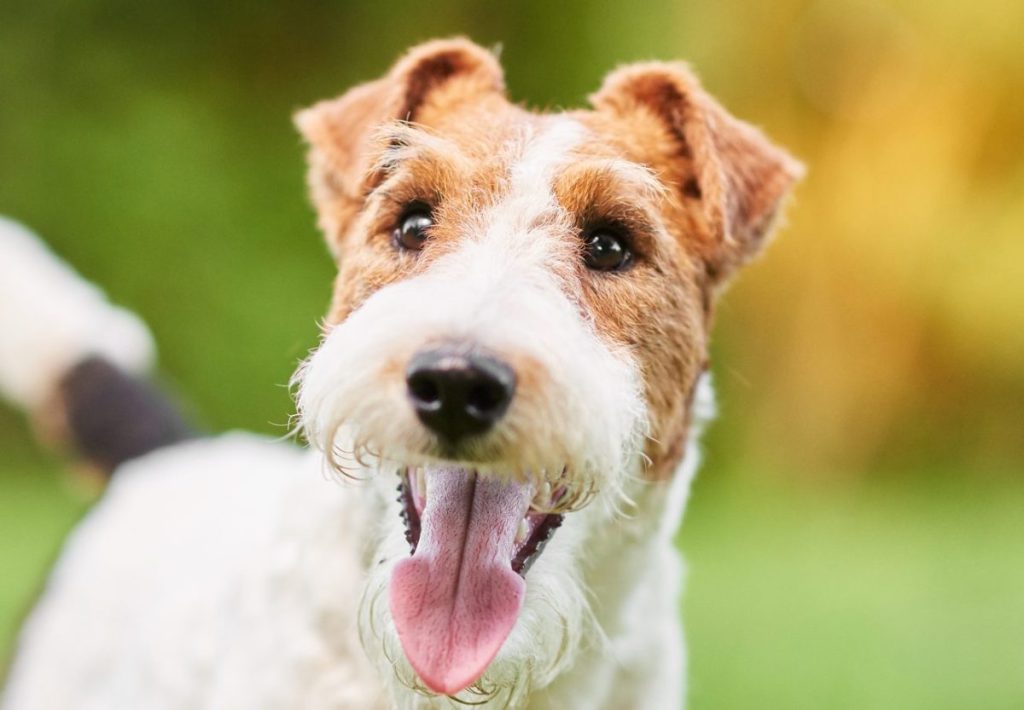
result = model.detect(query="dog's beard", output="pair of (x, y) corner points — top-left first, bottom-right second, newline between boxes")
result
(355, 466), (606, 705)
(295, 408), (644, 701)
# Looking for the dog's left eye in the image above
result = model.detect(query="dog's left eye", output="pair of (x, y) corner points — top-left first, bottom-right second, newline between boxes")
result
(583, 230), (632, 271)
(393, 209), (434, 251)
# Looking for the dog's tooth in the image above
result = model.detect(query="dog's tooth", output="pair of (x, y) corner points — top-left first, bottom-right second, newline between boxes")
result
(516, 518), (529, 545)
(534, 480), (552, 510)
(414, 468), (426, 499)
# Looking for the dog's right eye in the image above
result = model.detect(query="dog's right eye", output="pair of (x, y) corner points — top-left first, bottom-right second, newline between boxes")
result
(582, 229), (632, 272)
(393, 209), (434, 251)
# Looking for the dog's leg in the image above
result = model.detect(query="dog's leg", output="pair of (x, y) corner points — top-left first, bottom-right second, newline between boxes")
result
(0, 216), (190, 475)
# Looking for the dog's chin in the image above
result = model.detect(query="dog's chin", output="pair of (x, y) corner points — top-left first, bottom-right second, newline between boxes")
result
(320, 413), (639, 698)
(350, 449), (621, 702)
(382, 465), (565, 696)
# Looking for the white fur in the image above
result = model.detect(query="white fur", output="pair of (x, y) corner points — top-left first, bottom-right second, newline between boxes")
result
(2, 388), (712, 709)
(2, 435), (385, 710)
(0, 217), (154, 409)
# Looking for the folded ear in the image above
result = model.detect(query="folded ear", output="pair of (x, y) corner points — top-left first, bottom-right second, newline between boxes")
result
(295, 38), (505, 253)
(591, 63), (803, 284)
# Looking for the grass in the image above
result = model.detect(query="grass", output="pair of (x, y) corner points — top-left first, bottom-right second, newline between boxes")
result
(0, 433), (91, 656)
(680, 472), (1024, 709)
(2, 426), (1022, 708)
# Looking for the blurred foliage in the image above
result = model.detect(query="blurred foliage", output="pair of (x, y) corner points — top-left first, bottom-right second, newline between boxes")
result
(2, 0), (1022, 480)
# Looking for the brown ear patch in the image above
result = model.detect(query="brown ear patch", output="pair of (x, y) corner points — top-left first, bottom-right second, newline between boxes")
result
(400, 51), (465, 121)
(703, 98), (805, 261)
(393, 39), (505, 122)
(295, 38), (505, 254)
(591, 62), (804, 282)
(294, 78), (398, 242)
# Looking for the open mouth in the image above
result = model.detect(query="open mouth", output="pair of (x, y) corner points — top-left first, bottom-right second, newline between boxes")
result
(388, 466), (565, 696)
(398, 467), (564, 576)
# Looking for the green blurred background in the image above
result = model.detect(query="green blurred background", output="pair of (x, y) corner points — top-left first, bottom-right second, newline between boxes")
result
(1, 0), (1021, 707)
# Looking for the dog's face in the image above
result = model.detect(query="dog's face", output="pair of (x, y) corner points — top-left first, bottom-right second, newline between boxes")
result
(293, 39), (800, 702)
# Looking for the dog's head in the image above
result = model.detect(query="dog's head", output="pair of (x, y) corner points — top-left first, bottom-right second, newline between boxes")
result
(293, 39), (800, 702)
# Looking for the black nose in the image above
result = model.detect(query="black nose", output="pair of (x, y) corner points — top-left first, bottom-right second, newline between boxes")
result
(406, 348), (516, 445)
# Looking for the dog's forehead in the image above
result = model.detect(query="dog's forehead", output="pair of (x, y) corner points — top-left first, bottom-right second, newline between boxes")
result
(412, 97), (658, 185)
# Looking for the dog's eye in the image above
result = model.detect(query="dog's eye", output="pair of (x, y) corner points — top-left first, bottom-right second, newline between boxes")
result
(583, 230), (631, 271)
(394, 209), (434, 251)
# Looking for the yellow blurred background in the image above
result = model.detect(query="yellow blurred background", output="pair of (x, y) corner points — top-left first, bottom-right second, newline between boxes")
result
(1, 0), (1021, 707)
(719, 0), (1024, 477)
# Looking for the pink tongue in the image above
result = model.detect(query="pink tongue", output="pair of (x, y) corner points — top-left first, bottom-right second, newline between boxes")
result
(389, 468), (533, 696)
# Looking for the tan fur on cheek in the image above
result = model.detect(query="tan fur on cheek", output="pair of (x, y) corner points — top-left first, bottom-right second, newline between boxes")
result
(325, 230), (412, 325)
(578, 248), (707, 480)
(326, 258), (421, 328)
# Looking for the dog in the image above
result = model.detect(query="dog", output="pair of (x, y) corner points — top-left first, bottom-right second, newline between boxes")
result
(0, 39), (801, 709)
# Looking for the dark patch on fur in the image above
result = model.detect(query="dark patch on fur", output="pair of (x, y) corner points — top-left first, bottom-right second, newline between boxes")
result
(58, 356), (192, 474)
(401, 50), (464, 121)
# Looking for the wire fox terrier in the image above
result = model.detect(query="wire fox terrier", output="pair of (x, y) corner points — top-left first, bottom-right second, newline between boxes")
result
(0, 38), (801, 709)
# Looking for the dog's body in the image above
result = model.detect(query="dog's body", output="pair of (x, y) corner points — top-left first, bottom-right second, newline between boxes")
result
(0, 40), (799, 709)
(4, 429), (701, 709)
